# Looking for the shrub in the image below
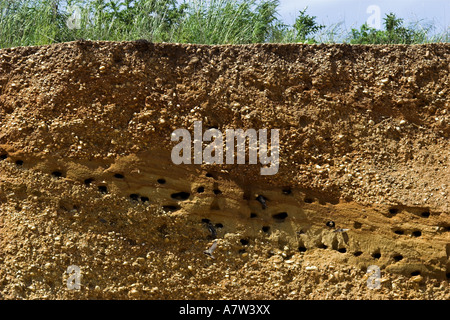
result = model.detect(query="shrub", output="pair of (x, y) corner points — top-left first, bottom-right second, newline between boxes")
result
(293, 7), (325, 43)
(349, 12), (429, 44)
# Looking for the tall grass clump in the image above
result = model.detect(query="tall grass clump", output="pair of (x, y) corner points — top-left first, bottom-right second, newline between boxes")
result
(169, 0), (281, 44)
(0, 0), (66, 47)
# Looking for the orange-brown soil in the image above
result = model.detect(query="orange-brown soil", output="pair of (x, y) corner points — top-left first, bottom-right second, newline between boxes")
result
(0, 41), (449, 299)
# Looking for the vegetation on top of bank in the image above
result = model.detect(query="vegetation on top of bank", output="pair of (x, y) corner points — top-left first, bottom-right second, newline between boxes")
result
(0, 0), (448, 48)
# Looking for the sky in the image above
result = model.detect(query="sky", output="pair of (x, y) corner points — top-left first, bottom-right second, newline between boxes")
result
(277, 0), (449, 33)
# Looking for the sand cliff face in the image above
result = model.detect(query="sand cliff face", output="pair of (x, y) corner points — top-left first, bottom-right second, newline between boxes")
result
(0, 41), (449, 299)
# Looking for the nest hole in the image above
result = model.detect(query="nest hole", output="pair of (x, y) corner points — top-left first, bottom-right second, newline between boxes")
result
(15, 160), (23, 166)
(240, 239), (249, 246)
(162, 205), (180, 212)
(215, 223), (223, 228)
(304, 198), (314, 203)
(197, 186), (205, 193)
(412, 230), (422, 237)
(0, 154), (8, 160)
(114, 173), (124, 179)
(129, 194), (139, 201)
(213, 189), (222, 195)
(389, 208), (399, 215)
(353, 251), (363, 257)
(337, 248), (347, 253)
(393, 254), (403, 262)
(140, 196), (149, 203)
(372, 252), (381, 259)
(298, 246), (307, 252)
(51, 171), (63, 178)
(250, 213), (258, 218)
(326, 221), (335, 228)
(410, 271), (421, 276)
(171, 192), (190, 201)
(84, 178), (94, 186)
(98, 186), (108, 194)
(282, 188), (292, 195)
(157, 178), (166, 184)
(272, 212), (288, 222)
(262, 226), (270, 233)
(421, 211), (430, 218)
(353, 221), (362, 229)
(394, 229), (404, 235)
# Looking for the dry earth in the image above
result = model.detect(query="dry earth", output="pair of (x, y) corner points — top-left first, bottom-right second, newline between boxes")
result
(0, 41), (449, 299)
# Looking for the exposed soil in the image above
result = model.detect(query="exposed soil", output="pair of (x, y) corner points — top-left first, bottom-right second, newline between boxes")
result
(0, 41), (449, 299)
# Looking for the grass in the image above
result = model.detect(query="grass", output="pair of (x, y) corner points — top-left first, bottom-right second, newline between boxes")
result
(0, 0), (449, 48)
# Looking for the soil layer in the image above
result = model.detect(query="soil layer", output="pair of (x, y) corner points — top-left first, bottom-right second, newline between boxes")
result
(0, 41), (449, 299)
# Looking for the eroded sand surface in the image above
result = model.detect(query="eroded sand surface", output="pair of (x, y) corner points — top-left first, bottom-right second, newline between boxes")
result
(0, 41), (449, 299)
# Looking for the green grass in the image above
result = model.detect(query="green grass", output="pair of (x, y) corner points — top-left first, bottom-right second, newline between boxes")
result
(0, 0), (449, 48)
